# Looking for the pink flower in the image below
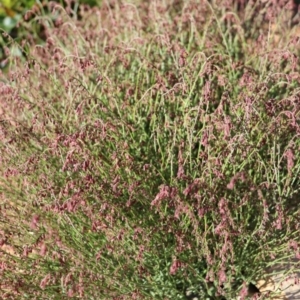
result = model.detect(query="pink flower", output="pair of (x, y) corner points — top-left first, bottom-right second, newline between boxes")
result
(239, 282), (249, 300)
(30, 214), (40, 230)
(285, 148), (295, 173)
(40, 274), (51, 289)
(169, 258), (182, 275)
(218, 268), (227, 284)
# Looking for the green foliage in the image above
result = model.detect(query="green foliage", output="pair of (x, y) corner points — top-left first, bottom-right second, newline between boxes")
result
(0, 0), (103, 71)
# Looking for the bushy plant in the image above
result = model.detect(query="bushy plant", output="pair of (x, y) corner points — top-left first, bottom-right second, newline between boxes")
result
(0, 0), (300, 299)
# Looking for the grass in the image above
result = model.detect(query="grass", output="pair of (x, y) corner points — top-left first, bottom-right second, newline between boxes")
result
(0, 0), (300, 299)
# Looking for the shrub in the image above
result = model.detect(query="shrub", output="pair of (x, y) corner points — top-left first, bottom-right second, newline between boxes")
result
(0, 0), (300, 299)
